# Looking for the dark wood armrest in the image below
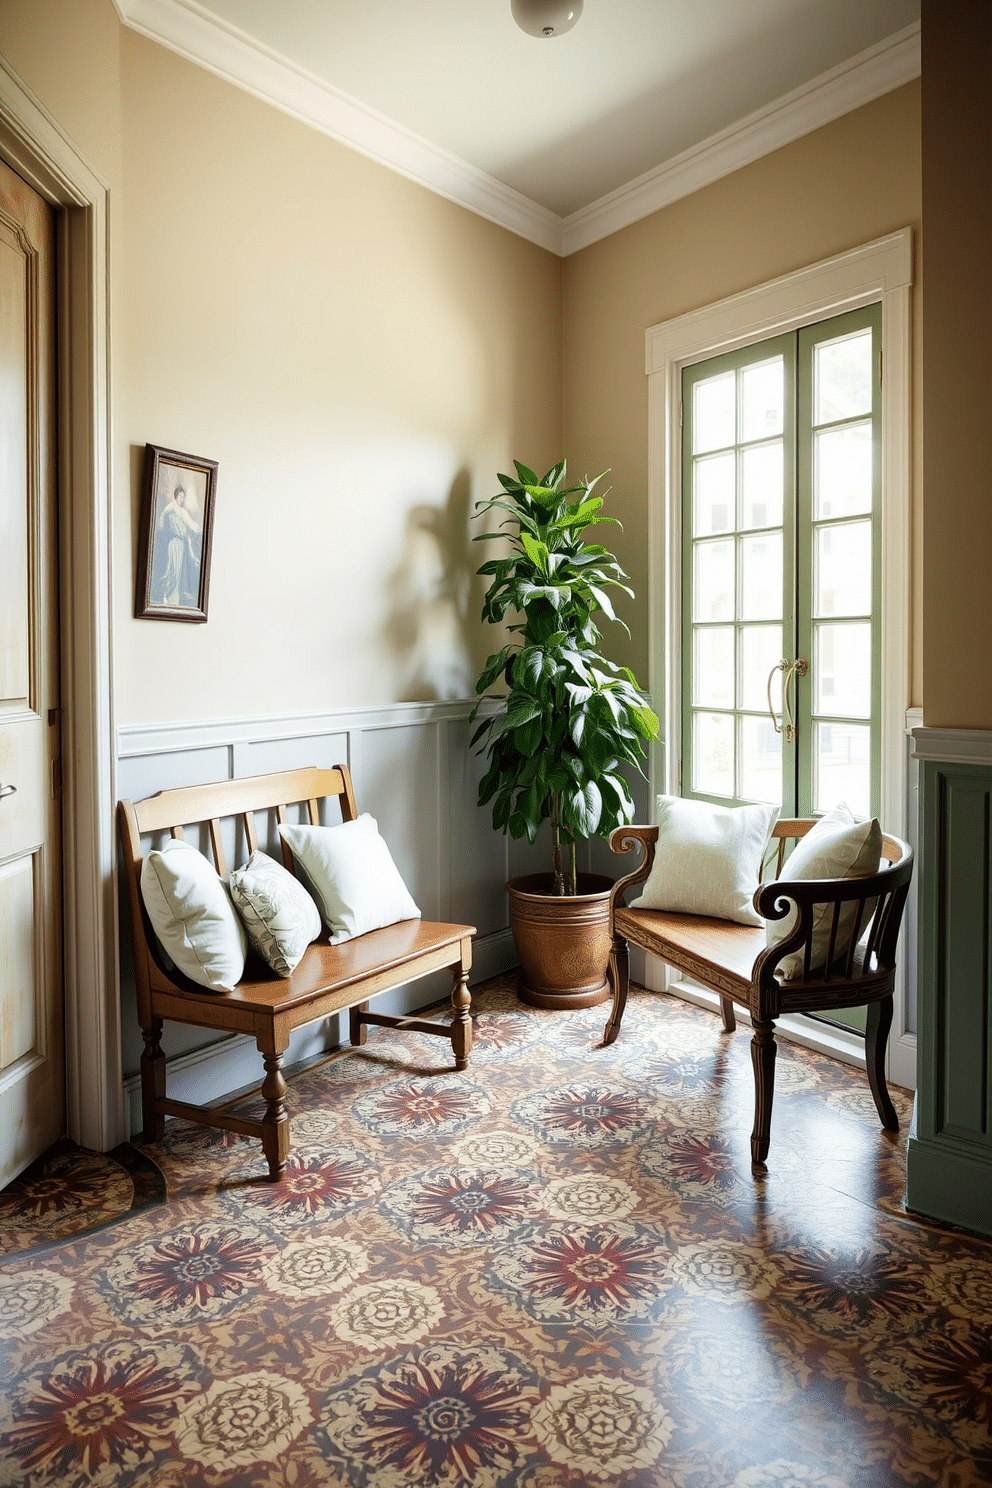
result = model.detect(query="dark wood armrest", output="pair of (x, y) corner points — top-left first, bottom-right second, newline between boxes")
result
(751, 850), (913, 991)
(608, 825), (659, 914)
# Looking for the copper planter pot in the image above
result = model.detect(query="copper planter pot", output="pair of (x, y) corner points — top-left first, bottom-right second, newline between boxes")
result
(507, 872), (614, 1010)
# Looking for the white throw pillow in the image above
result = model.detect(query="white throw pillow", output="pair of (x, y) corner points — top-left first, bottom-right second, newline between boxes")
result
(229, 850), (322, 976)
(765, 801), (883, 979)
(629, 795), (779, 927)
(279, 814), (421, 945)
(140, 838), (246, 992)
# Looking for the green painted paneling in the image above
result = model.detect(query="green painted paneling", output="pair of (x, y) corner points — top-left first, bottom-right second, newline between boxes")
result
(942, 778), (990, 1136)
(906, 1133), (992, 1236)
(907, 759), (992, 1236)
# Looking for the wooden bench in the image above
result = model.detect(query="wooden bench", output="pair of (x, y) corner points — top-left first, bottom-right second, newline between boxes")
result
(118, 765), (475, 1180)
(603, 818), (914, 1165)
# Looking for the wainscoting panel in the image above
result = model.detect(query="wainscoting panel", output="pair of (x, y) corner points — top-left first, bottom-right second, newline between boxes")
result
(116, 702), (519, 1136)
(240, 728), (352, 782)
(907, 732), (992, 1236)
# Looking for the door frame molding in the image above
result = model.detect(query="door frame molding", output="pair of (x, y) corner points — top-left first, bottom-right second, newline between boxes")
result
(645, 229), (915, 1085)
(0, 60), (122, 1150)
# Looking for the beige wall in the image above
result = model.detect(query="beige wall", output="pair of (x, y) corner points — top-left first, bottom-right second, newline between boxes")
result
(0, 2), (926, 728)
(563, 82), (923, 704)
(0, 0), (122, 183)
(115, 32), (561, 721)
(921, 2), (992, 729)
(1, 0), (562, 725)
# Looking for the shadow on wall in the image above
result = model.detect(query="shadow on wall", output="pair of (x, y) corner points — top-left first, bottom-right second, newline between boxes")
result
(388, 466), (490, 702)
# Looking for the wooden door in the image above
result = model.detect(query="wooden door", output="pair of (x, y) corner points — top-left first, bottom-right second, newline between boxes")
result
(0, 157), (63, 1186)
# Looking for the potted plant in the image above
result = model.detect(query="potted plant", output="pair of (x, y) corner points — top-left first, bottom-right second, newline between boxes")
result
(471, 459), (658, 1008)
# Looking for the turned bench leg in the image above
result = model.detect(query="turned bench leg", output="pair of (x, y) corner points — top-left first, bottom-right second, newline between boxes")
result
(866, 996), (899, 1131)
(450, 966), (472, 1070)
(719, 996), (736, 1033)
(140, 1017), (166, 1143)
(750, 1017), (777, 1165)
(259, 1048), (290, 1182)
(603, 936), (630, 1046)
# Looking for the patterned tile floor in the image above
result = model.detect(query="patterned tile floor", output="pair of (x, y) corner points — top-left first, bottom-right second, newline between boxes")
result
(0, 1140), (166, 1260)
(1, 976), (991, 1487)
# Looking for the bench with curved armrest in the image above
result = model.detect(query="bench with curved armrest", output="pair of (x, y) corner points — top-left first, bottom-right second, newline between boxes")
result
(603, 818), (914, 1164)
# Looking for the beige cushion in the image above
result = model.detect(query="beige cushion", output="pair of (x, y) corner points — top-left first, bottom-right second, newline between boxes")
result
(279, 814), (421, 945)
(140, 838), (246, 992)
(765, 801), (882, 979)
(630, 795), (779, 927)
(229, 851), (322, 976)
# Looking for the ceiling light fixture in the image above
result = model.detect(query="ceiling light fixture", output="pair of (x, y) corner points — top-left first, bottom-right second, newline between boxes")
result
(511, 0), (583, 39)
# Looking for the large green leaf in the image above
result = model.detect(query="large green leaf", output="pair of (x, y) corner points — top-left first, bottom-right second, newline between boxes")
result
(503, 698), (542, 730)
(514, 715), (543, 755)
(522, 483), (563, 514)
(561, 781), (602, 837)
(520, 533), (550, 573)
(514, 647), (546, 691)
(630, 704), (660, 740)
(475, 646), (513, 694)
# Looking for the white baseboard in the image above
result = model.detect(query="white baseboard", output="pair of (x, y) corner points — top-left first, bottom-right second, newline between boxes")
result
(648, 964), (917, 1091)
(663, 977), (866, 1069)
(888, 1031), (918, 1092)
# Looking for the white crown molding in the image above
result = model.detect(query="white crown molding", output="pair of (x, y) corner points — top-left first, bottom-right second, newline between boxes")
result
(113, 0), (564, 254)
(561, 22), (921, 256)
(113, 2), (918, 260)
(912, 726), (992, 768)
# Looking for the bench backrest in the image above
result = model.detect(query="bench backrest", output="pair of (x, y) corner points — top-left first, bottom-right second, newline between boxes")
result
(761, 817), (907, 882)
(610, 815), (914, 991)
(119, 765), (358, 880)
(754, 818), (913, 986)
(118, 765), (359, 1011)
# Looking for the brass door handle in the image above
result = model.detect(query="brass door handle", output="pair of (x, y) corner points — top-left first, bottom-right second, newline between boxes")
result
(766, 659), (808, 743)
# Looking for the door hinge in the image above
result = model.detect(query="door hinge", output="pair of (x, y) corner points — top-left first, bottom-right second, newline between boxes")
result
(878, 350), (883, 386)
(51, 754), (62, 799)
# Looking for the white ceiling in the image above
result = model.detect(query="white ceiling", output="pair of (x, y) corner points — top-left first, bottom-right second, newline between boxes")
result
(115, 0), (921, 250)
(186, 0), (919, 216)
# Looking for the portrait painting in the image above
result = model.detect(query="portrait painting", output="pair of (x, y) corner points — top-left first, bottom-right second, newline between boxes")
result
(135, 445), (217, 622)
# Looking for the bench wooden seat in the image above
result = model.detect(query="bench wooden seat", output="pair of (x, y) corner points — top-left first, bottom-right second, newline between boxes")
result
(603, 818), (914, 1165)
(119, 765), (475, 1180)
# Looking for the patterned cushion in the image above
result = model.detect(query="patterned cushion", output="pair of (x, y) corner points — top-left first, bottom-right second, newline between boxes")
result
(229, 851), (322, 977)
(630, 795), (779, 927)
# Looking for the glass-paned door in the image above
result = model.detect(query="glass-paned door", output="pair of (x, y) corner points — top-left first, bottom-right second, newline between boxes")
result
(682, 306), (881, 1033)
(682, 304), (881, 823)
(795, 310), (882, 820)
(682, 332), (796, 810)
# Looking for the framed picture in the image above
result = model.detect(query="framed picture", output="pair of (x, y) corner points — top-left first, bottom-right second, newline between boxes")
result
(135, 444), (217, 622)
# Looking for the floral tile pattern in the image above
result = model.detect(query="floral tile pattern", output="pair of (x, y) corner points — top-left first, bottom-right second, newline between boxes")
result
(0, 1141), (165, 1258)
(2, 974), (991, 1486)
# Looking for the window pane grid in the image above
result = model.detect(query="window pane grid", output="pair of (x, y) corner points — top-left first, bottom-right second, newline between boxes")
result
(684, 344), (790, 808)
(684, 308), (879, 833)
(811, 412), (874, 434)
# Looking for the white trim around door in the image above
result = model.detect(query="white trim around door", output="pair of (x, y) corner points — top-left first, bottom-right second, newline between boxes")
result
(645, 229), (915, 1088)
(0, 60), (122, 1150)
